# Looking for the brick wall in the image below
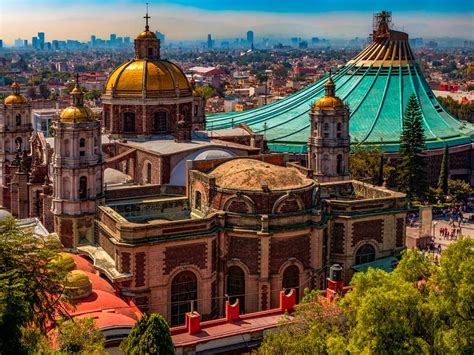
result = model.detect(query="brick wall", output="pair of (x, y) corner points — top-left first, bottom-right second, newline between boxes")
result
(352, 220), (384, 247)
(164, 243), (207, 274)
(332, 223), (345, 254)
(228, 236), (260, 274)
(270, 235), (310, 274)
(135, 252), (146, 287)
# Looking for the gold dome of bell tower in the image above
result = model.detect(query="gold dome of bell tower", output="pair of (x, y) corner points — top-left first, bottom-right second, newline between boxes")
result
(313, 72), (345, 109)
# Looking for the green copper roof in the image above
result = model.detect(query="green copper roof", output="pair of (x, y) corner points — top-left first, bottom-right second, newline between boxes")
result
(207, 47), (474, 154)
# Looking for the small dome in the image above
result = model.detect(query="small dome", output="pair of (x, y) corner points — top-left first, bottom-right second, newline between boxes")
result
(313, 96), (345, 109)
(104, 168), (131, 185)
(0, 208), (13, 220)
(209, 159), (314, 191)
(4, 94), (28, 105)
(64, 270), (93, 300)
(59, 106), (95, 123)
(105, 60), (192, 98)
(53, 252), (77, 271)
(137, 30), (157, 39)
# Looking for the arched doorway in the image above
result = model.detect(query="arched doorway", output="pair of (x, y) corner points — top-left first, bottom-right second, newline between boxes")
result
(171, 271), (197, 326)
(227, 266), (245, 313)
(355, 244), (376, 265)
(123, 112), (135, 132)
(144, 162), (152, 184)
(282, 265), (300, 301)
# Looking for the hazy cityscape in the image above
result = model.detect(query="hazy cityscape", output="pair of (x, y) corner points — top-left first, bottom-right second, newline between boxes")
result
(0, 1), (473, 354)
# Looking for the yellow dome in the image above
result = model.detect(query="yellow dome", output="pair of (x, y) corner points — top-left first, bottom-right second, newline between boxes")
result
(4, 94), (28, 105)
(105, 59), (192, 98)
(53, 252), (77, 271)
(59, 106), (95, 123)
(314, 95), (345, 109)
(137, 30), (157, 39)
(64, 270), (92, 300)
(71, 86), (82, 94)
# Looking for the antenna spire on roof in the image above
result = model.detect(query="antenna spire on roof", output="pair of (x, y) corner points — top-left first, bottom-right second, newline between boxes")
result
(144, 2), (151, 31)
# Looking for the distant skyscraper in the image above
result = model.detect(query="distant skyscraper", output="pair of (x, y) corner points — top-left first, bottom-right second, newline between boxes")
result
(124, 37), (131, 45)
(32, 36), (38, 49)
(155, 31), (165, 45)
(23, 40), (28, 47)
(90, 35), (96, 46)
(14, 38), (24, 47)
(38, 32), (45, 49)
(52, 40), (59, 50)
(110, 34), (117, 46)
(247, 30), (254, 45)
(0, 40), (3, 49)
(207, 34), (213, 49)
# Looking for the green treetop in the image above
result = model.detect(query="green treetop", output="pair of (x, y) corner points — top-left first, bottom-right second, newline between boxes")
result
(397, 94), (428, 200)
(121, 313), (175, 355)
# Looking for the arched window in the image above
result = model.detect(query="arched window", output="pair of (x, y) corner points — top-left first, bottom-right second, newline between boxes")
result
(79, 138), (86, 156)
(79, 176), (87, 199)
(64, 139), (70, 157)
(227, 266), (245, 313)
(62, 177), (70, 199)
(195, 191), (202, 210)
(15, 137), (22, 152)
(153, 111), (168, 132)
(146, 162), (152, 184)
(324, 122), (329, 131)
(123, 112), (135, 132)
(282, 265), (300, 301)
(104, 111), (110, 129)
(148, 47), (153, 56)
(336, 122), (342, 131)
(336, 154), (343, 174)
(16, 114), (21, 126)
(171, 271), (198, 326)
(355, 244), (376, 265)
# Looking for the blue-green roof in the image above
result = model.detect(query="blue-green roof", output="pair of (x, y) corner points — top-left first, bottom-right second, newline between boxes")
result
(207, 50), (474, 154)
(352, 256), (399, 273)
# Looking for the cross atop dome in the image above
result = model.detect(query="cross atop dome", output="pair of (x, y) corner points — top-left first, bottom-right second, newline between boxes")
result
(144, 2), (151, 31)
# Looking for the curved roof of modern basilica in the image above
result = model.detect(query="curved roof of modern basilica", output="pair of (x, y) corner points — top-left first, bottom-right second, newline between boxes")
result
(207, 12), (474, 153)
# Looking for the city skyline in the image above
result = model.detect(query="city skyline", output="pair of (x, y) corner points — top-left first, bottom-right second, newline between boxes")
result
(0, 1), (473, 46)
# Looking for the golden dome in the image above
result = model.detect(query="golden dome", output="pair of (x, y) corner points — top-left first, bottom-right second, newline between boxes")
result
(137, 30), (157, 39)
(11, 82), (20, 90)
(71, 86), (82, 94)
(314, 95), (345, 109)
(4, 94), (28, 105)
(60, 106), (95, 123)
(64, 270), (92, 300)
(105, 59), (192, 98)
(53, 252), (77, 271)
(325, 78), (335, 87)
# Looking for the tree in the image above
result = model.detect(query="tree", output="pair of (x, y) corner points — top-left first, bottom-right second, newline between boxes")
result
(397, 94), (427, 200)
(349, 145), (383, 185)
(194, 85), (215, 99)
(259, 239), (474, 354)
(121, 313), (175, 355)
(0, 217), (71, 354)
(437, 145), (449, 201)
(56, 317), (106, 354)
(39, 83), (51, 99)
(448, 179), (471, 202)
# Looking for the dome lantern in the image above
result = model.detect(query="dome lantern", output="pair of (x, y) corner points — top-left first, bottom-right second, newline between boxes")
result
(4, 81), (28, 105)
(59, 73), (95, 123)
(134, 4), (160, 60)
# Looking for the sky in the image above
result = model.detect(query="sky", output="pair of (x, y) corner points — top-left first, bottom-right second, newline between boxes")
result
(0, 0), (473, 45)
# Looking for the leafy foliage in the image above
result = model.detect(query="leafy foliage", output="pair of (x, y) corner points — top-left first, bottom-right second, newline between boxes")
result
(0, 217), (72, 354)
(121, 313), (175, 355)
(397, 94), (428, 200)
(438, 95), (473, 122)
(194, 85), (215, 99)
(448, 179), (471, 202)
(56, 317), (106, 354)
(258, 239), (474, 354)
(349, 145), (393, 185)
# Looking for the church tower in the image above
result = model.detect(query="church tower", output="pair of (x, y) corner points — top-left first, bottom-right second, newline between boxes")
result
(52, 75), (104, 248)
(308, 76), (350, 182)
(0, 81), (32, 209)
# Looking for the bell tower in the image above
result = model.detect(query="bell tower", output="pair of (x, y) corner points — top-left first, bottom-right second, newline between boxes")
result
(52, 75), (104, 248)
(308, 74), (351, 182)
(0, 81), (32, 209)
